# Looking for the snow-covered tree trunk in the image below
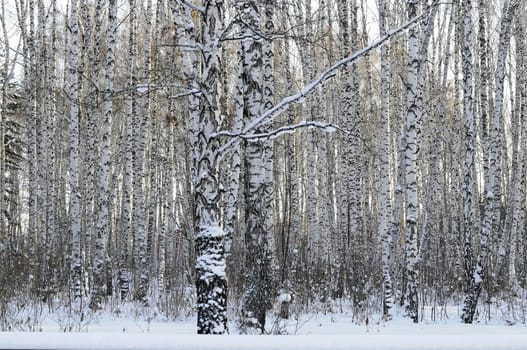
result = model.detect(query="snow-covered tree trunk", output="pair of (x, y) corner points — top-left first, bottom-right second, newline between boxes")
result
(239, 0), (276, 333)
(192, 0), (228, 335)
(90, 0), (116, 310)
(462, 0), (515, 323)
(403, 0), (422, 323)
(377, 0), (394, 320)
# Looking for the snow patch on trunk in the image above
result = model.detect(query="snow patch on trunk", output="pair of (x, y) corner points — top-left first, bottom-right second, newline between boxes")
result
(196, 225), (227, 283)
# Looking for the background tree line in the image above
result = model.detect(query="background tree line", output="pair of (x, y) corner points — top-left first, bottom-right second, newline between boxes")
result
(0, 0), (526, 334)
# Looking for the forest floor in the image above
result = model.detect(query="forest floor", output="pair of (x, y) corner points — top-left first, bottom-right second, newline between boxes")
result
(2, 301), (527, 349)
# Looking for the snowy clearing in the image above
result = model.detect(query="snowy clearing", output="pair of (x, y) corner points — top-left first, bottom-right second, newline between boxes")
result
(3, 332), (527, 350)
(2, 309), (527, 350)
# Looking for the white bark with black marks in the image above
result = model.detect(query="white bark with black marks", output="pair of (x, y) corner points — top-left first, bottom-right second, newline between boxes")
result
(90, 0), (116, 310)
(68, 0), (82, 307)
(462, 0), (516, 323)
(377, 0), (394, 320)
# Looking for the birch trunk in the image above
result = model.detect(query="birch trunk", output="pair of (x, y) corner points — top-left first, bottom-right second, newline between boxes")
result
(336, 0), (353, 299)
(460, 0), (475, 305)
(119, 0), (137, 301)
(239, 1), (276, 333)
(403, 0), (422, 323)
(0, 0), (8, 234)
(224, 28), (244, 256)
(462, 0), (516, 323)
(90, 0), (116, 310)
(132, 0), (152, 305)
(377, 0), (394, 320)
(279, 25), (300, 309)
(478, 0), (491, 197)
(68, 0), (83, 307)
(44, 0), (58, 298)
(508, 18), (526, 297)
(192, 0), (228, 334)
(21, 0), (38, 287)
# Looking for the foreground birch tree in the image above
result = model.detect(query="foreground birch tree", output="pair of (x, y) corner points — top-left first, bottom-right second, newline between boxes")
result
(194, 3), (227, 333)
(170, 0), (228, 334)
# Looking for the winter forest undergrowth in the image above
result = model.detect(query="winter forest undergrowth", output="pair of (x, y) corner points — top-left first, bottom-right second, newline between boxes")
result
(1, 0), (527, 336)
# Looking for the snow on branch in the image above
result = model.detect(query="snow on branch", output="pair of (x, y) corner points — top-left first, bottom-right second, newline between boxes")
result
(178, 0), (205, 14)
(215, 120), (344, 141)
(216, 2), (438, 153)
(170, 88), (202, 99)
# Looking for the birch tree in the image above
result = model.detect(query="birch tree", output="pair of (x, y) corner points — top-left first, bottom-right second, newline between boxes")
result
(508, 11), (526, 297)
(238, 0), (276, 333)
(170, 0), (229, 334)
(403, 0), (422, 323)
(377, 0), (395, 320)
(132, 0), (152, 305)
(119, 0), (137, 302)
(90, 0), (117, 310)
(460, 0), (475, 312)
(68, 0), (83, 307)
(462, 0), (517, 323)
(336, 0), (355, 302)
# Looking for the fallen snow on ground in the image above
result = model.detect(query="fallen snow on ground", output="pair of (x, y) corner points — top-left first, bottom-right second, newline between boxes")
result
(2, 307), (527, 349)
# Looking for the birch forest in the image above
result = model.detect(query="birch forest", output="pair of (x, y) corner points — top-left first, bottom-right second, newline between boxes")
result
(1, 0), (527, 335)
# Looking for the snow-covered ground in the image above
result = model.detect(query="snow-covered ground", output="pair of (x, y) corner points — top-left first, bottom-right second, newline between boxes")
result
(2, 306), (527, 349)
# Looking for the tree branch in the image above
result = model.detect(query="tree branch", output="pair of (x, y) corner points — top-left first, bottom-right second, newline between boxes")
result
(216, 3), (438, 153)
(170, 88), (201, 99)
(178, 0), (205, 14)
(215, 120), (345, 141)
